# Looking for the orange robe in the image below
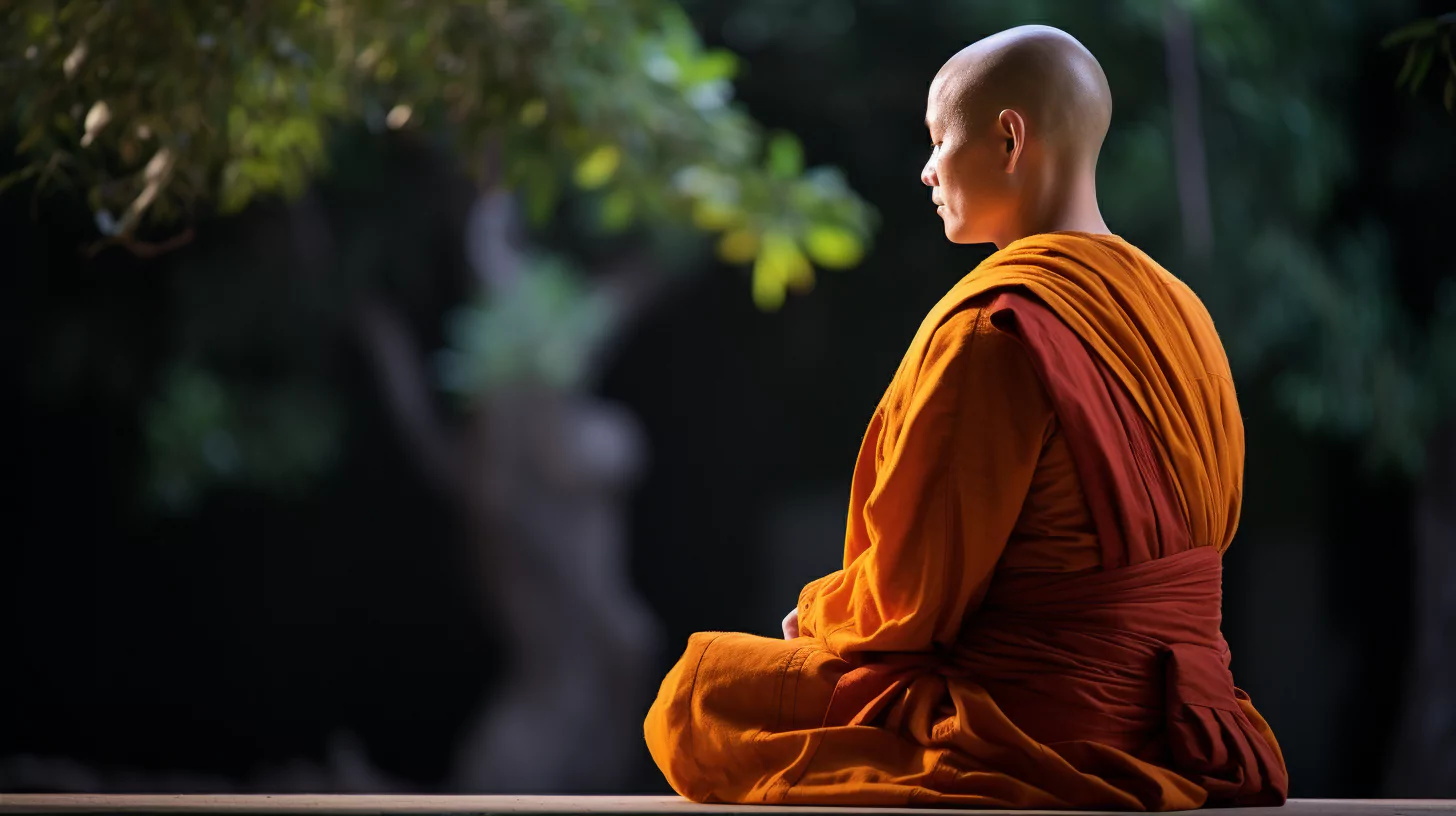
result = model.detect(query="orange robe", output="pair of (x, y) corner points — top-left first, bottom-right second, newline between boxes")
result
(644, 232), (1288, 810)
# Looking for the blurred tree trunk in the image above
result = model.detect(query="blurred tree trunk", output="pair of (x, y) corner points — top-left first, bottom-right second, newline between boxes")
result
(357, 168), (664, 793)
(1162, 2), (1213, 262)
(1386, 420), (1456, 796)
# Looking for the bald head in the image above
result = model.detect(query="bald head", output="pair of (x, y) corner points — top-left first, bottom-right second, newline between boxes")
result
(932, 25), (1111, 165)
(922, 26), (1113, 246)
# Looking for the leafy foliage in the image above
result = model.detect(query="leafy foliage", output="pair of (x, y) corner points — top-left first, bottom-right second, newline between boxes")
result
(145, 365), (341, 511)
(2, 0), (875, 309)
(437, 253), (615, 394)
(1384, 12), (1456, 112)
(12, 0), (1454, 508)
(1183, 0), (1446, 473)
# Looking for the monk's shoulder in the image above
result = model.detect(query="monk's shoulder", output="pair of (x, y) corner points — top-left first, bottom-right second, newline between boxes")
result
(919, 298), (985, 370)
(928, 293), (1038, 373)
(890, 296), (1044, 426)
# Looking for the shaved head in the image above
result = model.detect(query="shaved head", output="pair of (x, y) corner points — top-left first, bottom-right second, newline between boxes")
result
(933, 25), (1111, 165)
(921, 26), (1113, 247)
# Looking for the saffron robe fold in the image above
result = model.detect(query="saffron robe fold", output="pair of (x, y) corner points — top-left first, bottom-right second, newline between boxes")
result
(644, 232), (1288, 810)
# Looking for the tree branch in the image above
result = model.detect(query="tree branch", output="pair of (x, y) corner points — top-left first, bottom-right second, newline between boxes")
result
(81, 226), (195, 260)
(463, 187), (525, 296)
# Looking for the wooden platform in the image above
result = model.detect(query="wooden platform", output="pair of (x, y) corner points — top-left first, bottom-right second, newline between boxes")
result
(0, 796), (1453, 816)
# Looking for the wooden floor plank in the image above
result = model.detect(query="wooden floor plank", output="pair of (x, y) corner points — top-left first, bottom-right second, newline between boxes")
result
(0, 796), (1453, 816)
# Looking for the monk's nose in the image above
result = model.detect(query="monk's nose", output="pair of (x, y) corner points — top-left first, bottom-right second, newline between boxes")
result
(921, 160), (938, 188)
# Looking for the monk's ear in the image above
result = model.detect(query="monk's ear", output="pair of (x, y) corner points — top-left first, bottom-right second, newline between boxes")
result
(998, 109), (1026, 173)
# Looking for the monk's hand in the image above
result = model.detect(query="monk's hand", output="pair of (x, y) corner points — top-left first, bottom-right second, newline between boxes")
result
(781, 606), (800, 640)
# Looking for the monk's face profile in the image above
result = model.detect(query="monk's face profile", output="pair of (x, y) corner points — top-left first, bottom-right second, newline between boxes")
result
(920, 76), (1021, 245)
(921, 26), (1113, 248)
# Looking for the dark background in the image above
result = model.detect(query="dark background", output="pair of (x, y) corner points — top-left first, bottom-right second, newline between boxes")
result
(7, 0), (1455, 799)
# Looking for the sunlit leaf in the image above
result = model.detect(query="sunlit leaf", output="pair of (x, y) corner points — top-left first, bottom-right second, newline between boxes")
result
(752, 253), (787, 311)
(682, 50), (738, 86)
(766, 132), (803, 179)
(691, 198), (741, 230)
(385, 104), (412, 129)
(81, 100), (111, 147)
(803, 224), (864, 269)
(716, 228), (759, 264)
(63, 40), (87, 78)
(752, 230), (813, 310)
(574, 144), (621, 189)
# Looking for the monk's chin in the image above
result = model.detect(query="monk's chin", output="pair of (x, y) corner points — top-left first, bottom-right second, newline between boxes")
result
(942, 224), (981, 245)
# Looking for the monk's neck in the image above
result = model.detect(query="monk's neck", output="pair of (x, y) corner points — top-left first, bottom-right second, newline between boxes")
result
(995, 175), (1109, 248)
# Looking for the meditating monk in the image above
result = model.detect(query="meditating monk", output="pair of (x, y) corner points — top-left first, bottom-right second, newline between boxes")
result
(644, 25), (1288, 810)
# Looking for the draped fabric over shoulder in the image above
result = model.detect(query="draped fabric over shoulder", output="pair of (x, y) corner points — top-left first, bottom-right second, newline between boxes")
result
(643, 233), (1288, 811)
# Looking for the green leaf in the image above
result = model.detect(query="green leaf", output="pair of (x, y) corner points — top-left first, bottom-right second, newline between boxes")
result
(682, 50), (738, 86)
(655, 5), (701, 57)
(15, 122), (46, 153)
(1411, 41), (1436, 93)
(716, 228), (758, 264)
(691, 198), (741, 230)
(1381, 18), (1439, 49)
(26, 12), (50, 38)
(514, 156), (561, 225)
(519, 99), (547, 126)
(218, 160), (252, 214)
(752, 254), (786, 311)
(574, 144), (621, 189)
(767, 132), (803, 179)
(752, 230), (813, 311)
(1396, 44), (1418, 89)
(523, 175), (560, 225)
(0, 164), (41, 195)
(803, 224), (864, 269)
(599, 188), (635, 231)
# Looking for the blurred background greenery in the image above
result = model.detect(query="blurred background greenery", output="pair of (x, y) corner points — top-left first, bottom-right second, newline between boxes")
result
(4, 0), (1455, 799)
